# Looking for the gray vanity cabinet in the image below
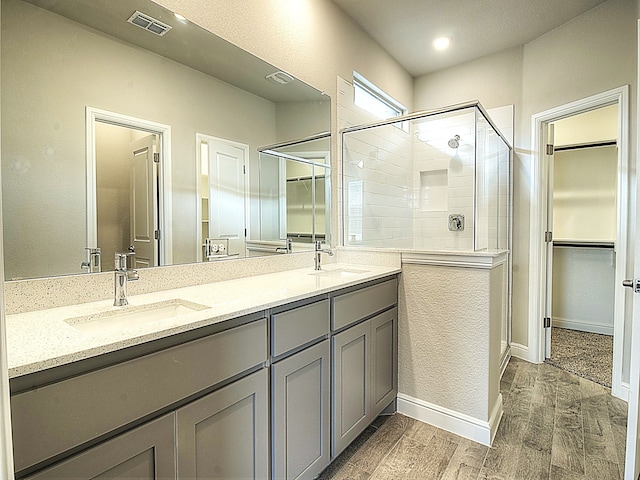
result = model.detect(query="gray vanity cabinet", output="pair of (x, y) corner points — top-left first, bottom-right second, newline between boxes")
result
(271, 298), (331, 480)
(370, 308), (398, 418)
(272, 340), (330, 480)
(25, 413), (176, 480)
(331, 279), (398, 458)
(176, 369), (269, 480)
(332, 320), (370, 457)
(12, 317), (268, 478)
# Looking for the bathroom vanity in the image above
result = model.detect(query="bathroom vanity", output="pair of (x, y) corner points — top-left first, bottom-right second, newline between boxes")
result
(7, 265), (399, 479)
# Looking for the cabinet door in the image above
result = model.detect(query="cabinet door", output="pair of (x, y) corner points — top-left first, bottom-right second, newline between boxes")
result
(370, 307), (398, 418)
(176, 369), (269, 480)
(332, 321), (370, 458)
(272, 340), (330, 480)
(25, 413), (176, 480)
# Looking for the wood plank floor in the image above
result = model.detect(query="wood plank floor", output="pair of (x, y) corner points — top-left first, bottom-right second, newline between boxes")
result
(319, 357), (628, 480)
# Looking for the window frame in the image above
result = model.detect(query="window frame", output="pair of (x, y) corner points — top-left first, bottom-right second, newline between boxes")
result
(353, 72), (407, 122)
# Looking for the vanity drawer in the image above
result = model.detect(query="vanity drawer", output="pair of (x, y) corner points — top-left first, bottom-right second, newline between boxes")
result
(11, 318), (267, 474)
(271, 299), (330, 357)
(332, 278), (397, 331)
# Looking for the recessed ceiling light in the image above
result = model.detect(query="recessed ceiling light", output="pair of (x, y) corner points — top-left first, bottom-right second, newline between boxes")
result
(433, 37), (451, 51)
(174, 13), (187, 22)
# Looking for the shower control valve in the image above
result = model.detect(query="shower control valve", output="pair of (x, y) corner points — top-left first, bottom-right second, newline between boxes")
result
(448, 214), (465, 232)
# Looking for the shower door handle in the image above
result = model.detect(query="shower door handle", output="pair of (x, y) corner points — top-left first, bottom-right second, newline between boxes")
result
(622, 279), (640, 293)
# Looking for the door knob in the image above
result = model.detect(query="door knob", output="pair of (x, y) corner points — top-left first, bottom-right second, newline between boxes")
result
(622, 279), (640, 293)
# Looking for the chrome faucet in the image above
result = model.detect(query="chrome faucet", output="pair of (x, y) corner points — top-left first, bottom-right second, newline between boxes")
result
(81, 247), (101, 273)
(314, 241), (333, 271)
(114, 251), (139, 306)
(276, 238), (293, 254)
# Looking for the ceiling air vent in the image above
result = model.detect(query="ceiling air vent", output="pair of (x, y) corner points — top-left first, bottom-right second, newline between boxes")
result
(266, 71), (295, 85)
(127, 11), (172, 36)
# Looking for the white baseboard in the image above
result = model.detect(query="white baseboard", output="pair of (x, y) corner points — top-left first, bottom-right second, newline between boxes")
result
(397, 393), (503, 446)
(510, 342), (534, 362)
(500, 349), (512, 378)
(552, 317), (614, 336)
(613, 381), (630, 402)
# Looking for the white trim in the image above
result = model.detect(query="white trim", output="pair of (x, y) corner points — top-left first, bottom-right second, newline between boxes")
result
(619, 381), (630, 403)
(401, 250), (508, 270)
(0, 289), (14, 478)
(195, 134), (250, 262)
(499, 347), (512, 378)
(0, 161), (14, 476)
(86, 107), (173, 266)
(625, 21), (640, 479)
(510, 342), (533, 362)
(552, 317), (614, 336)
(397, 393), (503, 446)
(528, 87), (630, 399)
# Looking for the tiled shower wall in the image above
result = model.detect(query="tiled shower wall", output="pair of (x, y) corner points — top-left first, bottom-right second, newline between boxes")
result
(339, 76), (513, 251)
(339, 78), (413, 247)
(411, 109), (476, 250)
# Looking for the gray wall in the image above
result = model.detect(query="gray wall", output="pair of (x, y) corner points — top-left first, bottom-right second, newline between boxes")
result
(413, 0), (637, 367)
(1, 0), (279, 279)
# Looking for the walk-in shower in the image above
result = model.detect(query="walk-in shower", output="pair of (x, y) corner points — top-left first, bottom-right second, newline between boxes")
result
(341, 101), (511, 253)
(341, 101), (514, 393)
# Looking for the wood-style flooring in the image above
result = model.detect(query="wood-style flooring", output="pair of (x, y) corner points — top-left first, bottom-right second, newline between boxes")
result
(319, 357), (628, 480)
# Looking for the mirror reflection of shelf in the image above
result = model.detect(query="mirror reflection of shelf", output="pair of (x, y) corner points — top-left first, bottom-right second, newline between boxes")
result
(287, 233), (325, 244)
(553, 239), (615, 249)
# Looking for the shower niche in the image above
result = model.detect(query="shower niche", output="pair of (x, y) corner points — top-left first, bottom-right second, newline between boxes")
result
(342, 102), (511, 253)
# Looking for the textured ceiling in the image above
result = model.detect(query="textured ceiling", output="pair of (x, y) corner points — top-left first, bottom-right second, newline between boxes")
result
(333, 0), (609, 77)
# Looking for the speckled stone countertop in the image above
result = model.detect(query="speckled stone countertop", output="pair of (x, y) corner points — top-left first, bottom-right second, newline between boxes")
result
(6, 263), (400, 378)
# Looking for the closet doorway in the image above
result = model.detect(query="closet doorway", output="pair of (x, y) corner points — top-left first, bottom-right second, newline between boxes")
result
(530, 86), (629, 400)
(546, 105), (618, 387)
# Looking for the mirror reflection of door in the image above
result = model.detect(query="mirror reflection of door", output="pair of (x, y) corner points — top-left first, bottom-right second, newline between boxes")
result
(197, 135), (248, 261)
(129, 134), (159, 268)
(95, 122), (161, 270)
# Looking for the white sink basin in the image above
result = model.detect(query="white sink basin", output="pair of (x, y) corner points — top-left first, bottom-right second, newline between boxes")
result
(65, 299), (209, 334)
(310, 268), (369, 278)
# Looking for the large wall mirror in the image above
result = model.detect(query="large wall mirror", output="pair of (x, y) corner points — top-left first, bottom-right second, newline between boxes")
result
(1, 0), (331, 280)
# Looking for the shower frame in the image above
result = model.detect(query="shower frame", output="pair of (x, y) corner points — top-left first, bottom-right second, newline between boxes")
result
(339, 100), (512, 253)
(340, 100), (514, 373)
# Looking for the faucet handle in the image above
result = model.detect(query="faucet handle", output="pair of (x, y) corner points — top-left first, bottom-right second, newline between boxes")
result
(115, 252), (129, 270)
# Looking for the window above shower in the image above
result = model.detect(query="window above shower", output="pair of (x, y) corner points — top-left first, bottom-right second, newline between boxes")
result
(353, 72), (407, 121)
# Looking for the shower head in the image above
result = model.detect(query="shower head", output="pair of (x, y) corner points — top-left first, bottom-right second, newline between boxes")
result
(448, 135), (460, 149)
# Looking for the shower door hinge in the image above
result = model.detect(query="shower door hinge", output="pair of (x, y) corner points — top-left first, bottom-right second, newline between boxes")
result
(154, 229), (160, 240)
(544, 231), (553, 243)
(546, 144), (554, 155)
(153, 152), (160, 163)
(543, 317), (551, 328)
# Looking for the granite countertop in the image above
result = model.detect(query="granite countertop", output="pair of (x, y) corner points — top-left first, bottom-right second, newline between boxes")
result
(6, 263), (400, 378)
